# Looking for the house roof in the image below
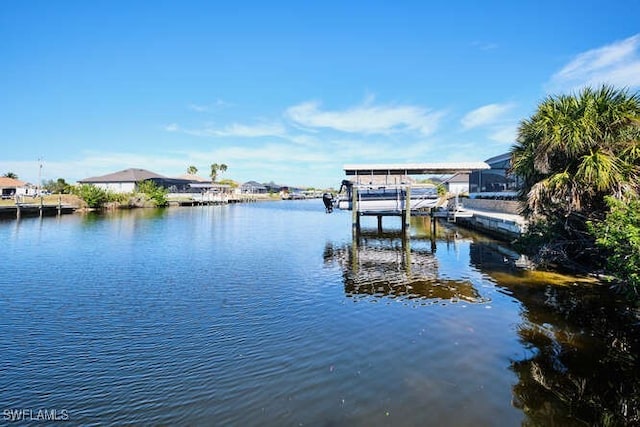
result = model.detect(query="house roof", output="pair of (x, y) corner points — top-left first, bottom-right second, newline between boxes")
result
(174, 173), (211, 183)
(0, 177), (26, 187)
(78, 168), (166, 183)
(484, 152), (512, 165)
(241, 181), (267, 189)
(444, 173), (470, 183)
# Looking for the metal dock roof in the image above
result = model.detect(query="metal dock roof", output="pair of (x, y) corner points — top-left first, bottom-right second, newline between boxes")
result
(343, 162), (490, 175)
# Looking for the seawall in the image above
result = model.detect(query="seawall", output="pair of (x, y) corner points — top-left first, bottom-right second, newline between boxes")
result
(454, 199), (527, 241)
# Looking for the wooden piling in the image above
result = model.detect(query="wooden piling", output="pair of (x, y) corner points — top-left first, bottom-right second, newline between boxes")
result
(351, 186), (359, 234)
(403, 186), (411, 234)
(402, 233), (411, 276)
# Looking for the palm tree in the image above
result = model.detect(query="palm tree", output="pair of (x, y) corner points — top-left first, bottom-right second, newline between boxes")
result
(3, 172), (18, 179)
(511, 85), (640, 264)
(210, 163), (228, 182)
(512, 85), (640, 219)
(187, 165), (198, 175)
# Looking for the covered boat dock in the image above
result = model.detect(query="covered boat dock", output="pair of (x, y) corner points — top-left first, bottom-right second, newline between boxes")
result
(341, 162), (490, 234)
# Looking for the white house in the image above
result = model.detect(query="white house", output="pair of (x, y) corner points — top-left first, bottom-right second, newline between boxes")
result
(78, 168), (176, 193)
(443, 173), (470, 195)
(0, 177), (28, 198)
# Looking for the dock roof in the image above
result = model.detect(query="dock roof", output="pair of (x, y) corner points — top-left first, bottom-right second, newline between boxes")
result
(343, 162), (490, 176)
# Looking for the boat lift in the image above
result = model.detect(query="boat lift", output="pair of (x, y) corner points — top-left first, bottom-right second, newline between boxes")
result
(337, 162), (490, 235)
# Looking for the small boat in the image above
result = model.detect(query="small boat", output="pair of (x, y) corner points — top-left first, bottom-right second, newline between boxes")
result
(334, 180), (440, 212)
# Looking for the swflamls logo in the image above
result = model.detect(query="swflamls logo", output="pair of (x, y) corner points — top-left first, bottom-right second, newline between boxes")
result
(3, 409), (69, 422)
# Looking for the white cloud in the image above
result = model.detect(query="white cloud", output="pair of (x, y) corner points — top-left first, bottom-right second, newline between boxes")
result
(488, 125), (518, 144)
(471, 41), (498, 51)
(188, 99), (232, 112)
(188, 104), (211, 112)
(174, 121), (286, 138)
(548, 34), (640, 91)
(164, 123), (179, 132)
(461, 103), (514, 130)
(285, 100), (444, 135)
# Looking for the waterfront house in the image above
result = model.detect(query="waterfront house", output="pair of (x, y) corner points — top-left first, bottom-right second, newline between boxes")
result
(240, 181), (268, 194)
(468, 153), (521, 198)
(0, 177), (28, 198)
(78, 168), (192, 193)
(443, 173), (470, 195)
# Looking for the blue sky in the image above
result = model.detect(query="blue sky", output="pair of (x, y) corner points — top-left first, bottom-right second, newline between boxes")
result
(2, 1), (640, 188)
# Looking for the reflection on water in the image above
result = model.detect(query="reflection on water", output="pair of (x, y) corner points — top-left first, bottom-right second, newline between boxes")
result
(324, 228), (489, 304)
(2, 202), (639, 425)
(508, 281), (640, 425)
(466, 235), (640, 426)
(328, 217), (640, 425)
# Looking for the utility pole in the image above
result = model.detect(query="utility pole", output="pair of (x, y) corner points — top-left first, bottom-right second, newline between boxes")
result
(38, 158), (43, 214)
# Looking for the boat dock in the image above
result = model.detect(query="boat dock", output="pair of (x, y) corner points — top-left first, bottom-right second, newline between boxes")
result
(0, 204), (76, 219)
(341, 163), (489, 234)
(339, 163), (526, 240)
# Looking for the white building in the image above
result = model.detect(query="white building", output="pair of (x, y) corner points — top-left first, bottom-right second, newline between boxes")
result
(0, 177), (28, 198)
(443, 173), (470, 195)
(78, 168), (170, 193)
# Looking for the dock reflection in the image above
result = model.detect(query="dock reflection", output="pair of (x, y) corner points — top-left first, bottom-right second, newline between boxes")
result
(324, 228), (487, 303)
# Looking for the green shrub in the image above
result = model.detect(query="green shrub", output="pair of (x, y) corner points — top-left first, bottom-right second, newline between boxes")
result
(72, 184), (111, 208)
(589, 196), (640, 297)
(136, 180), (168, 207)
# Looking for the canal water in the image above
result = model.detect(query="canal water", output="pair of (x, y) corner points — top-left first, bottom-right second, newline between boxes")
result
(1, 200), (639, 426)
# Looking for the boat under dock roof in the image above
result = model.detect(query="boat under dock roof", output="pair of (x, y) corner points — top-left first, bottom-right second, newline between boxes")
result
(343, 162), (490, 176)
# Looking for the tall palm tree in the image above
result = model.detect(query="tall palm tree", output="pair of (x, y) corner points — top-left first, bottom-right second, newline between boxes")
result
(511, 85), (640, 220)
(187, 165), (198, 175)
(210, 163), (228, 182)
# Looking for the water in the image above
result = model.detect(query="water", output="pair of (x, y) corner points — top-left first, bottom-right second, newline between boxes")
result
(1, 200), (639, 426)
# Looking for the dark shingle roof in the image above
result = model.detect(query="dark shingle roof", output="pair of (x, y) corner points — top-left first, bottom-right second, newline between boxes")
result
(241, 181), (267, 189)
(78, 168), (166, 183)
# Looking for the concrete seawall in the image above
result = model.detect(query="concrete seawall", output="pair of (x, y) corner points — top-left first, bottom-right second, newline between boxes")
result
(453, 199), (527, 241)
(459, 198), (523, 215)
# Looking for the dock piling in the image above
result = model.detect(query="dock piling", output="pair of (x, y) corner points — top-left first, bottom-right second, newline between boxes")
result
(403, 186), (411, 234)
(352, 186), (360, 234)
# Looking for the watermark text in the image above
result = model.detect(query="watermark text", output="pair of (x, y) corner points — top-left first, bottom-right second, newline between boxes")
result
(3, 409), (69, 422)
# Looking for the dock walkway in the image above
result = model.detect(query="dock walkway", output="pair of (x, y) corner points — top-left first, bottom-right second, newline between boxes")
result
(0, 204), (76, 219)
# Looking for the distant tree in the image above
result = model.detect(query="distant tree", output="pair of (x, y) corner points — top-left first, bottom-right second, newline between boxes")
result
(187, 165), (198, 175)
(3, 172), (18, 179)
(217, 179), (238, 188)
(43, 178), (71, 194)
(210, 163), (228, 182)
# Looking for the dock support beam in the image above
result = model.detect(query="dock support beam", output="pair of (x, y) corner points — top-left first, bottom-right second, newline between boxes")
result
(352, 186), (360, 235)
(402, 186), (411, 235)
(429, 208), (437, 235)
(377, 215), (383, 233)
